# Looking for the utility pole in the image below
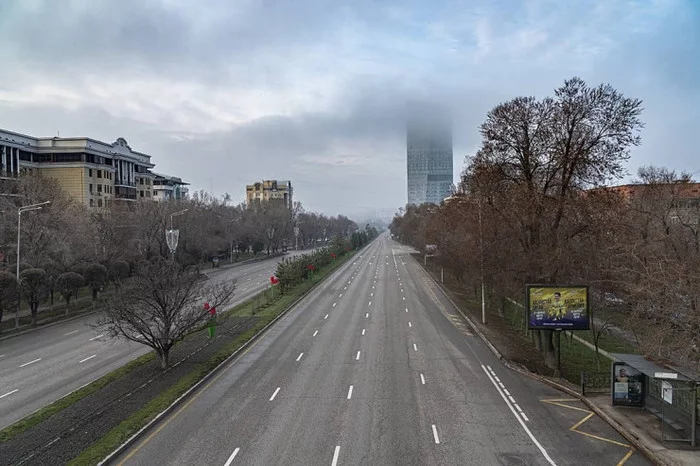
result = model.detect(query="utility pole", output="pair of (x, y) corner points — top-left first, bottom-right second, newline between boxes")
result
(478, 197), (486, 325)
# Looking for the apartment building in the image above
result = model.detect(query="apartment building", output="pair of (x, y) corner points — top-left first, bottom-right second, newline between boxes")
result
(246, 180), (293, 209)
(0, 128), (187, 208)
(152, 172), (189, 201)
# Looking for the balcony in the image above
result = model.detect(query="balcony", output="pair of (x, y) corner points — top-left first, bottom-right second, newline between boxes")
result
(114, 185), (137, 200)
(115, 180), (136, 187)
(0, 169), (19, 180)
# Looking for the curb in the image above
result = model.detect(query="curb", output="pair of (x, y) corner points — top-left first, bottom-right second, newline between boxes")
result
(413, 257), (668, 466)
(99, 244), (371, 465)
(0, 309), (101, 342)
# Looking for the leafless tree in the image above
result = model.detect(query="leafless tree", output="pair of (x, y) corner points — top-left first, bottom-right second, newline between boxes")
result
(95, 258), (235, 369)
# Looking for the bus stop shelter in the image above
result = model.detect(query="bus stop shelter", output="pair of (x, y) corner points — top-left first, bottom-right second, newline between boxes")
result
(610, 353), (699, 447)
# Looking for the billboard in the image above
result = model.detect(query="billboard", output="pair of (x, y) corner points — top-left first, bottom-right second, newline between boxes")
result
(526, 285), (589, 330)
(611, 362), (645, 407)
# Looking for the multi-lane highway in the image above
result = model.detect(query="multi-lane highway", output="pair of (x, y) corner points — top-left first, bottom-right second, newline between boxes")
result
(0, 251), (311, 430)
(113, 234), (650, 466)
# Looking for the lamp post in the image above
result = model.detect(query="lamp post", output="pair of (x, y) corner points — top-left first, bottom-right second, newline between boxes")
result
(478, 197), (486, 325)
(16, 201), (50, 327)
(166, 208), (188, 261)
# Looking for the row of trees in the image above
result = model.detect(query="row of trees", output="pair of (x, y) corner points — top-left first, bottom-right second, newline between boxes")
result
(393, 77), (699, 370)
(0, 174), (359, 330)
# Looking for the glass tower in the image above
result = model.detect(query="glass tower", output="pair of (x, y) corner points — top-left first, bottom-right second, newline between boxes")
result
(406, 104), (453, 205)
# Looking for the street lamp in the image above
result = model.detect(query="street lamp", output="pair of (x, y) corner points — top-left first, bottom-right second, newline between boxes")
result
(16, 201), (50, 327)
(166, 208), (188, 260)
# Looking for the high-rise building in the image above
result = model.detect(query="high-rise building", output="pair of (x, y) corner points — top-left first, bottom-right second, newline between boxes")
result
(406, 103), (453, 205)
(246, 179), (293, 209)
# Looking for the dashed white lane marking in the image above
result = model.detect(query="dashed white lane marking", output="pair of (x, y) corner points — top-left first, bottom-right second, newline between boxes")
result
(324, 314), (329, 319)
(365, 312), (369, 318)
(356, 351), (361, 361)
(431, 424), (440, 444)
(333, 303), (337, 307)
(313, 330), (319, 337)
(347, 385), (353, 399)
(19, 358), (41, 367)
(331, 446), (341, 466)
(408, 322), (412, 328)
(223, 447), (240, 466)
(482, 365), (551, 463)
(296, 352), (304, 362)
(64, 330), (79, 336)
(402, 296), (406, 301)
(339, 293), (343, 297)
(420, 373), (426, 385)
(269, 387), (280, 401)
(413, 343), (417, 352)
(0, 389), (19, 399)
(89, 334), (104, 341)
(362, 329), (366, 335)
(79, 354), (97, 363)
(405, 308), (408, 313)
(368, 301), (372, 306)
(504, 389), (511, 396)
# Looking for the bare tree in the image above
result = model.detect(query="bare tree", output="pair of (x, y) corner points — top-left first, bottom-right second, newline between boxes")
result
(96, 259), (235, 369)
(20, 268), (50, 326)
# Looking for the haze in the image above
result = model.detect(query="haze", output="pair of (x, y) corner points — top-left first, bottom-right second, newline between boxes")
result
(0, 0), (698, 218)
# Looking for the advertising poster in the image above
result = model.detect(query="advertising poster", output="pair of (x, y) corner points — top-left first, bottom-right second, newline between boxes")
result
(527, 285), (589, 330)
(611, 362), (645, 407)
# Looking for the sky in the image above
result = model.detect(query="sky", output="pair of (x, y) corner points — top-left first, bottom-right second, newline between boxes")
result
(0, 0), (698, 220)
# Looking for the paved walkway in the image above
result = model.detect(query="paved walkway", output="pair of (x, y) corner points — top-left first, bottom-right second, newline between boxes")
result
(588, 394), (699, 465)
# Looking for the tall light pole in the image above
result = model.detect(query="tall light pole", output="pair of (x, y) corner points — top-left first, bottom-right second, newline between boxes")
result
(478, 197), (486, 325)
(166, 208), (188, 261)
(16, 201), (50, 327)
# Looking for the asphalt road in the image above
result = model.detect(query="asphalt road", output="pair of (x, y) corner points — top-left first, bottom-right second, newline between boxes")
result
(0, 250), (312, 430)
(113, 234), (651, 466)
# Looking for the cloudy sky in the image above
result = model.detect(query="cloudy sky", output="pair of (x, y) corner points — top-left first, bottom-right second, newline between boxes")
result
(0, 0), (698, 218)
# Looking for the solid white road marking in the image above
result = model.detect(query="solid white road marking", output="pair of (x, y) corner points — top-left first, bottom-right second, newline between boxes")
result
(482, 365), (553, 464)
(89, 334), (104, 341)
(223, 447), (240, 466)
(365, 312), (369, 318)
(431, 424), (440, 444)
(420, 373), (426, 385)
(313, 330), (319, 337)
(408, 322), (412, 328)
(324, 314), (329, 319)
(347, 385), (353, 399)
(79, 354), (97, 363)
(0, 389), (19, 399)
(413, 343), (417, 351)
(331, 446), (341, 466)
(296, 352), (304, 362)
(269, 387), (280, 401)
(19, 358), (41, 367)
(362, 329), (366, 335)
(356, 351), (361, 360)
(64, 330), (79, 336)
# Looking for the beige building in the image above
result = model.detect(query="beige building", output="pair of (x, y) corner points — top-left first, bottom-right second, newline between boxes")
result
(0, 128), (173, 208)
(246, 179), (293, 209)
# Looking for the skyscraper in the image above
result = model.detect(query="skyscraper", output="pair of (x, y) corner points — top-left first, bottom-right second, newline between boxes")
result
(406, 103), (454, 205)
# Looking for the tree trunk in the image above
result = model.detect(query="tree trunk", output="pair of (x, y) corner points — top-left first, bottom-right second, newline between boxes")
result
(92, 288), (98, 301)
(498, 295), (506, 318)
(31, 303), (38, 327)
(159, 348), (170, 370)
(50, 289), (54, 306)
(0, 308), (3, 332)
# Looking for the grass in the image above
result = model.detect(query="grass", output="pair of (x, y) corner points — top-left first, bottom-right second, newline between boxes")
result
(0, 351), (155, 442)
(64, 251), (355, 465)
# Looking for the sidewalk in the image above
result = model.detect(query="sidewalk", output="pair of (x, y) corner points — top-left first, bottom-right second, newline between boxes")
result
(588, 394), (699, 466)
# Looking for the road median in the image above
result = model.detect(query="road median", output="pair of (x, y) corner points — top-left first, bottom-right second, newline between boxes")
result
(0, 246), (362, 466)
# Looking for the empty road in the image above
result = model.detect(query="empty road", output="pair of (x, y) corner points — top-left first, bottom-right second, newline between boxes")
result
(113, 234), (650, 466)
(0, 251), (312, 430)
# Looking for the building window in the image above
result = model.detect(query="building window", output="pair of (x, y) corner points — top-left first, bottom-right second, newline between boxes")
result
(88, 169), (93, 177)
(97, 199), (103, 208)
(89, 199), (94, 207)
(89, 183), (93, 194)
(97, 170), (102, 178)
(97, 184), (102, 193)
(139, 190), (144, 197)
